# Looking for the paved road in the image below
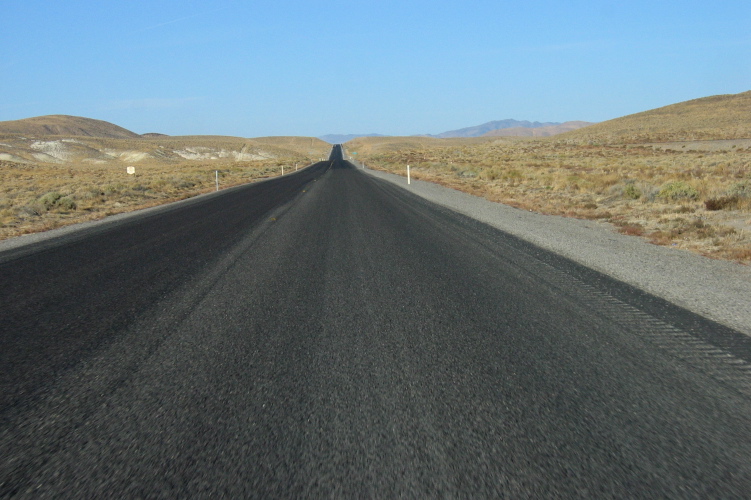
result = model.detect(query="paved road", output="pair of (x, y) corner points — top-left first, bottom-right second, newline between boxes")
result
(2, 146), (751, 497)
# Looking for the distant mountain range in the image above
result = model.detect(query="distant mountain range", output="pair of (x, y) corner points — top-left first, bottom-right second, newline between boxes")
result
(0, 115), (593, 144)
(431, 120), (560, 138)
(318, 119), (593, 143)
(318, 133), (386, 144)
(483, 121), (594, 138)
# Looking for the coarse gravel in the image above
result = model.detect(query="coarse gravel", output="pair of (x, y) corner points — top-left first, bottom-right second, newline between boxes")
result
(360, 164), (751, 336)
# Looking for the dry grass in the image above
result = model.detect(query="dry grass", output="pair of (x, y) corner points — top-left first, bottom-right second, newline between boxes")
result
(0, 134), (330, 164)
(0, 135), (331, 240)
(0, 114), (139, 139)
(347, 136), (751, 263)
(559, 90), (751, 144)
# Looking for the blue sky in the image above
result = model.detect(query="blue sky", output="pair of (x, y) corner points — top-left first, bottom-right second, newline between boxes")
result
(2, 0), (749, 137)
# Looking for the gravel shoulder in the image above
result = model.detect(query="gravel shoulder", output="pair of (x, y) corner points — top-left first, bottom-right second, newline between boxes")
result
(362, 166), (751, 336)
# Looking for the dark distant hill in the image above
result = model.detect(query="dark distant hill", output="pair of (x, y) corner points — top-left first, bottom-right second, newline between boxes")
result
(319, 133), (386, 144)
(432, 119), (560, 138)
(0, 115), (140, 139)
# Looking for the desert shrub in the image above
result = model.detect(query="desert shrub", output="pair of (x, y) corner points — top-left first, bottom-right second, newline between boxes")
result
(75, 187), (102, 200)
(705, 196), (739, 211)
(658, 181), (698, 201)
(728, 180), (751, 199)
(35, 191), (77, 212)
(18, 204), (44, 217)
(505, 169), (523, 179)
(727, 246), (751, 262)
(172, 178), (197, 189)
(623, 182), (641, 199)
(619, 224), (644, 236)
(57, 196), (77, 211)
(640, 183), (659, 202)
(481, 168), (499, 181)
(38, 191), (62, 210)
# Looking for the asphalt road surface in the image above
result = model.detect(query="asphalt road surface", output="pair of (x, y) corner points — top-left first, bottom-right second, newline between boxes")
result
(2, 146), (751, 497)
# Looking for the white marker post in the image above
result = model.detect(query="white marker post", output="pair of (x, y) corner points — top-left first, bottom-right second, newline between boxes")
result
(215, 170), (219, 191)
(407, 164), (411, 185)
(282, 165), (285, 176)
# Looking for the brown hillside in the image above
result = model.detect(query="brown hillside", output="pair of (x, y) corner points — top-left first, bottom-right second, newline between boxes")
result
(483, 121), (594, 138)
(558, 90), (751, 144)
(0, 115), (140, 139)
(0, 133), (331, 165)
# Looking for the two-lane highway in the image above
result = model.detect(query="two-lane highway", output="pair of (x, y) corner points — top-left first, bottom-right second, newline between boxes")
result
(2, 145), (751, 497)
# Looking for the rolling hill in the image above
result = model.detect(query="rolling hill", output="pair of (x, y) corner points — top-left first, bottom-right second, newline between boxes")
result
(0, 115), (331, 166)
(0, 134), (330, 166)
(0, 115), (141, 139)
(558, 90), (751, 144)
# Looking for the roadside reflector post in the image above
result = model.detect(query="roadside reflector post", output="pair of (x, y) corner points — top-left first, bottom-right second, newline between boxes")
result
(407, 164), (411, 184)
(282, 165), (285, 176)
(215, 170), (219, 191)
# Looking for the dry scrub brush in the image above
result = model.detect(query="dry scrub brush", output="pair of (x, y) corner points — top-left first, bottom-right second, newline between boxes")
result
(0, 158), (310, 240)
(350, 138), (751, 263)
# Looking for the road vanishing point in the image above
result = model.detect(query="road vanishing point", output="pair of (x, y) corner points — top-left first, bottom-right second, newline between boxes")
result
(2, 145), (751, 497)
